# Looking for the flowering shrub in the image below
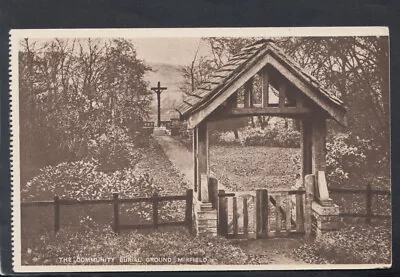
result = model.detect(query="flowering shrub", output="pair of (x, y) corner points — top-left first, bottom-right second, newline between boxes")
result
(326, 133), (368, 186)
(239, 127), (300, 148)
(21, 159), (184, 221)
(22, 160), (158, 201)
(292, 223), (391, 264)
(88, 125), (142, 172)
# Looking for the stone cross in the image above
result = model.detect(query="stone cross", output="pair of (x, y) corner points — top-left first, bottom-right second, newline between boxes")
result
(151, 81), (167, 127)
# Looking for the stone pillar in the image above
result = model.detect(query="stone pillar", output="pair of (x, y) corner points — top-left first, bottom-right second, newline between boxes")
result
(192, 176), (218, 237)
(194, 200), (217, 236)
(312, 201), (340, 237)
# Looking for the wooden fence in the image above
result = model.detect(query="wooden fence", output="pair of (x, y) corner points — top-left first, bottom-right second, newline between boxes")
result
(329, 184), (391, 223)
(21, 189), (193, 234)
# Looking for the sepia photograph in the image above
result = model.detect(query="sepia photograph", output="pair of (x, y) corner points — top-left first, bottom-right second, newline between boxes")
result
(10, 27), (390, 272)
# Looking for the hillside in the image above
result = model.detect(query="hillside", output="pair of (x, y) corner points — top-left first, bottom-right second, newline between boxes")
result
(144, 62), (185, 122)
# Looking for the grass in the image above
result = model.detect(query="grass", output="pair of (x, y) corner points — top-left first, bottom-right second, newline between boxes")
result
(210, 145), (300, 191)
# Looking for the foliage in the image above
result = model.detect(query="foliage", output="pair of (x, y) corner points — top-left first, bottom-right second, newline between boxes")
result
(19, 38), (152, 168)
(239, 126), (300, 148)
(326, 132), (372, 186)
(87, 125), (143, 172)
(278, 37), (389, 168)
(21, 159), (159, 201)
(291, 223), (391, 264)
(21, 225), (249, 265)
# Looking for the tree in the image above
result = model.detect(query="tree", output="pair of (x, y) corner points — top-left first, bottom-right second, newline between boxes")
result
(19, 38), (152, 168)
(277, 37), (389, 155)
(180, 38), (257, 139)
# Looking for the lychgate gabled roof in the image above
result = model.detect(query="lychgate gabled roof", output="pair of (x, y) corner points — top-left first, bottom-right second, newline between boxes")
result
(176, 39), (346, 128)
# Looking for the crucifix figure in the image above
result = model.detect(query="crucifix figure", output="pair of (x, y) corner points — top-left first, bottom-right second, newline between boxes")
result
(151, 81), (168, 127)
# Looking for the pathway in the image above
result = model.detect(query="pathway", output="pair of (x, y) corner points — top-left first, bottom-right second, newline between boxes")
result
(154, 134), (306, 265)
(153, 135), (194, 187)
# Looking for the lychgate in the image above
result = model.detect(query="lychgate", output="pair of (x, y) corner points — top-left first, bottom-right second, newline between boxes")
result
(175, 39), (347, 238)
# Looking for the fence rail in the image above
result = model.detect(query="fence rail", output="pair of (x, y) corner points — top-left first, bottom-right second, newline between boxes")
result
(329, 184), (391, 224)
(22, 189), (193, 234)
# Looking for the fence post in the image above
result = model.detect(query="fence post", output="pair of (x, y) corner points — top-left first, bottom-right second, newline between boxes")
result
(185, 189), (193, 233)
(113, 193), (120, 234)
(218, 189), (228, 236)
(153, 192), (159, 229)
(54, 196), (60, 233)
(366, 184), (372, 224)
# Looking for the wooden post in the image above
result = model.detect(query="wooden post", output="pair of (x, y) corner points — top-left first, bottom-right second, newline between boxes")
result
(193, 128), (198, 193)
(197, 121), (209, 202)
(244, 78), (253, 108)
(296, 188), (305, 231)
(261, 69), (269, 108)
(312, 117), (327, 174)
(185, 189), (193, 232)
(113, 193), (119, 234)
(304, 175), (314, 236)
(218, 189), (228, 236)
(243, 196), (249, 237)
(279, 82), (286, 108)
(233, 197), (238, 236)
(300, 119), (312, 181)
(152, 192), (159, 229)
(366, 184), (372, 224)
(275, 194), (282, 235)
(262, 190), (269, 237)
(285, 194), (291, 233)
(208, 177), (218, 209)
(256, 189), (262, 237)
(54, 196), (60, 233)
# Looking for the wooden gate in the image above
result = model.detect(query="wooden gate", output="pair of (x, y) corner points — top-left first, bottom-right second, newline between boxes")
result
(218, 188), (312, 239)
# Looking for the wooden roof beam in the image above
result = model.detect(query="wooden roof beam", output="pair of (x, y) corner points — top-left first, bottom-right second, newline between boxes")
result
(228, 107), (313, 117)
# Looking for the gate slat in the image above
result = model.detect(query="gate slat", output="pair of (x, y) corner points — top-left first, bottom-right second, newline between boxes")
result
(243, 196), (248, 237)
(262, 190), (268, 237)
(233, 197), (238, 236)
(296, 191), (304, 231)
(285, 193), (291, 233)
(275, 194), (281, 235)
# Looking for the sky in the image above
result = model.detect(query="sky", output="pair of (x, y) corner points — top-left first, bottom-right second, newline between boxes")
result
(130, 37), (211, 66)
(25, 37), (212, 66)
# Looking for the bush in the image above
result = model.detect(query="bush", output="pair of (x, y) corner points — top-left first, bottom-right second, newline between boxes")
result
(22, 160), (158, 201)
(239, 126), (300, 148)
(21, 225), (249, 265)
(326, 133), (368, 186)
(292, 223), (391, 264)
(88, 125), (143, 172)
(21, 158), (185, 222)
